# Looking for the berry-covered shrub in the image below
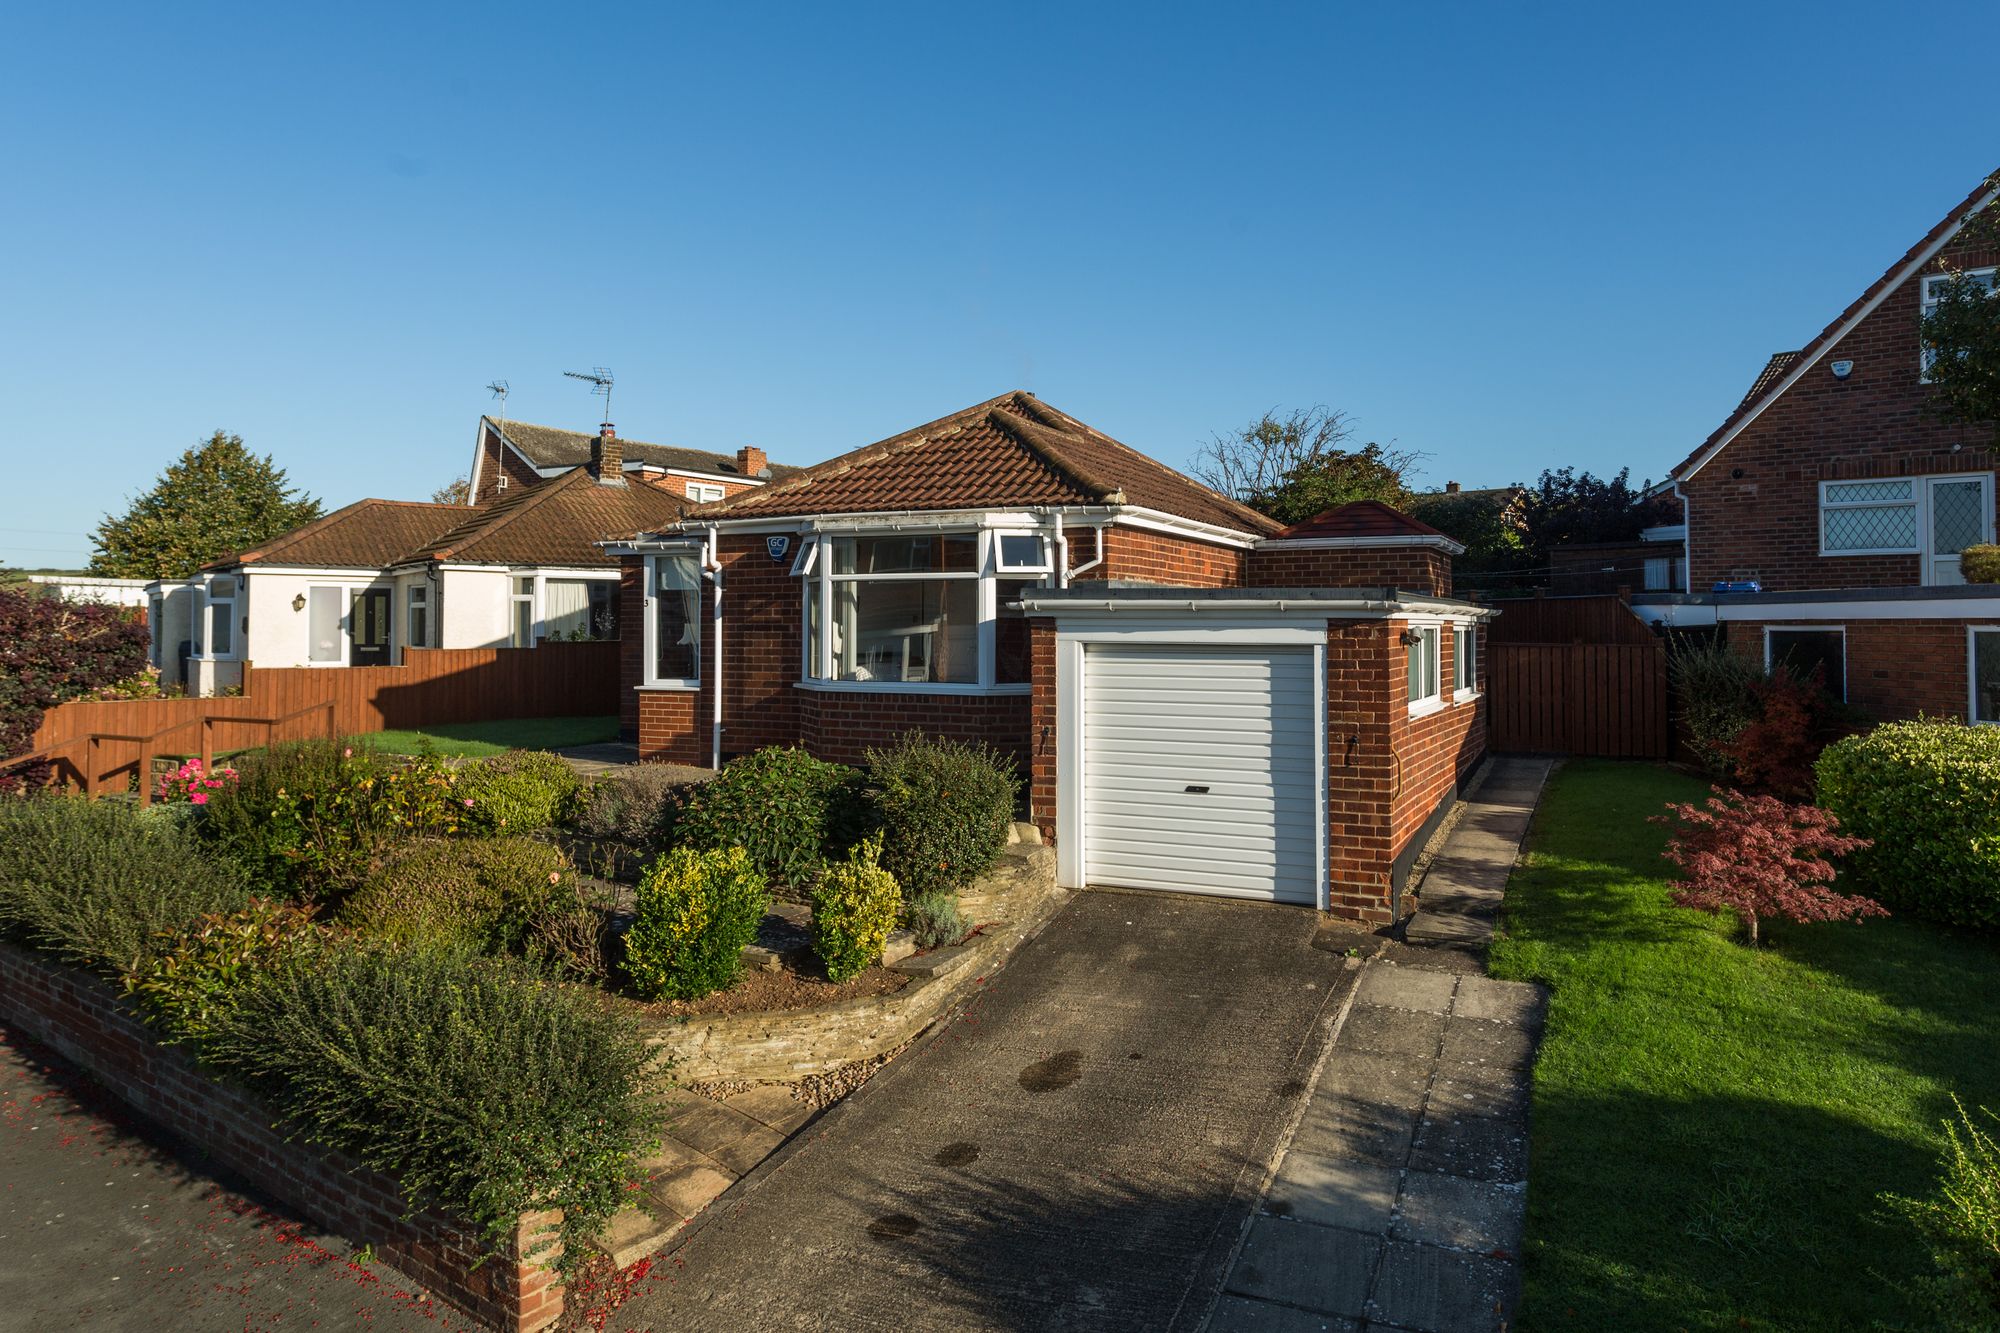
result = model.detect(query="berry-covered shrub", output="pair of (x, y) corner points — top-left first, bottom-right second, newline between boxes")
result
(1652, 787), (1881, 945)
(666, 747), (862, 887)
(623, 846), (769, 1000)
(861, 732), (1018, 899)
(456, 750), (583, 836)
(811, 835), (901, 982)
(1817, 718), (2000, 928)
(0, 795), (250, 974)
(339, 836), (570, 954)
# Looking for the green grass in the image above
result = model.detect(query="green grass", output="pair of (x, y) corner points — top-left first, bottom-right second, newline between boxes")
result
(354, 715), (618, 758)
(1491, 759), (2000, 1332)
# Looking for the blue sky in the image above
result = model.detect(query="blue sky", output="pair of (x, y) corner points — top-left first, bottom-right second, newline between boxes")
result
(2, 2), (1995, 569)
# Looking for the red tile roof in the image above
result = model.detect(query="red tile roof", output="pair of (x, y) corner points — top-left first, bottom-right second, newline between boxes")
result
(692, 391), (1281, 535)
(489, 418), (803, 480)
(209, 499), (465, 571)
(1271, 499), (1451, 541)
(1672, 170), (2000, 481)
(410, 467), (689, 568)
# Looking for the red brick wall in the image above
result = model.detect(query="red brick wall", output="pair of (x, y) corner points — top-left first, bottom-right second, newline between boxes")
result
(1684, 226), (2000, 592)
(473, 423), (545, 506)
(0, 943), (562, 1333)
(1028, 619), (1058, 839)
(799, 689), (1032, 773)
(1388, 620), (1486, 862)
(1250, 546), (1452, 597)
(1723, 616), (1978, 721)
(632, 472), (763, 501)
(1081, 526), (1249, 585)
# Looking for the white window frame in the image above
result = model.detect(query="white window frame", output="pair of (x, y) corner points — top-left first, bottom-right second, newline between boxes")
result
(799, 529), (1043, 694)
(306, 584), (350, 667)
(994, 532), (1053, 575)
(1763, 624), (1848, 703)
(641, 551), (702, 690)
(789, 537), (819, 577)
(1405, 620), (1443, 717)
(191, 575), (239, 661)
(1968, 625), (2000, 725)
(509, 575), (537, 647)
(1453, 622), (1479, 700)
(1921, 267), (1998, 379)
(685, 481), (726, 503)
(1818, 473), (1994, 573)
(406, 583), (430, 651)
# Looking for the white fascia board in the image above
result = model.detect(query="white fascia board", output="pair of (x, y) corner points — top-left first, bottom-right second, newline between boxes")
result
(627, 463), (764, 487)
(1110, 507), (1264, 549)
(1019, 593), (1496, 619)
(1256, 533), (1468, 556)
(600, 537), (706, 556)
(1679, 181), (2000, 484)
(1715, 596), (2000, 622)
(233, 564), (391, 579)
(695, 505), (1120, 537)
(1639, 525), (1687, 542)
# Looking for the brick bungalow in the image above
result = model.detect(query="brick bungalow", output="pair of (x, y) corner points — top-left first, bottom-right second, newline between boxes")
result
(1633, 169), (2000, 722)
(611, 391), (1491, 923)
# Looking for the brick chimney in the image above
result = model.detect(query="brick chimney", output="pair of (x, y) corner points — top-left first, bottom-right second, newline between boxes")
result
(737, 445), (769, 479)
(592, 424), (625, 486)
(1445, 480), (1461, 493)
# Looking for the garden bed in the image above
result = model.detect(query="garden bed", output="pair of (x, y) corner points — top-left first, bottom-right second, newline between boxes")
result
(643, 959), (910, 1018)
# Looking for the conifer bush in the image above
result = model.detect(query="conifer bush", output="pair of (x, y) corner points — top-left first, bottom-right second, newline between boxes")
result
(624, 846), (769, 1000)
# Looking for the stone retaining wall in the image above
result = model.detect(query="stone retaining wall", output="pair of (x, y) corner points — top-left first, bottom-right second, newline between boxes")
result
(647, 844), (1059, 1081)
(0, 942), (564, 1333)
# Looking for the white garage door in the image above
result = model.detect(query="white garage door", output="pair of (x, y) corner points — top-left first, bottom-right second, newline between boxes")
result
(1082, 644), (1319, 904)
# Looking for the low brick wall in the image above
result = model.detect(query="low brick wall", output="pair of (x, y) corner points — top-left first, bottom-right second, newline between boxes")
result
(0, 942), (564, 1333)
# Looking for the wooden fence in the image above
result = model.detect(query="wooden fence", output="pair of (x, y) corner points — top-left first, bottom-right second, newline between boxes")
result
(1481, 593), (1659, 646)
(1487, 642), (1670, 758)
(15, 643), (620, 800)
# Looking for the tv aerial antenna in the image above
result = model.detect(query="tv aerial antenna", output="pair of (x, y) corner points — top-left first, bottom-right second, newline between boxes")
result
(485, 379), (510, 412)
(563, 367), (614, 425)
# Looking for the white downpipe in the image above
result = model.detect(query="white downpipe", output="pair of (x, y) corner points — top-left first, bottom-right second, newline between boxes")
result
(1053, 512), (1069, 587)
(1068, 525), (1106, 579)
(704, 524), (723, 770)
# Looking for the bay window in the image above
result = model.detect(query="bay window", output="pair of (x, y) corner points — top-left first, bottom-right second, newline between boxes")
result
(545, 578), (617, 641)
(798, 529), (1050, 689)
(646, 552), (701, 687)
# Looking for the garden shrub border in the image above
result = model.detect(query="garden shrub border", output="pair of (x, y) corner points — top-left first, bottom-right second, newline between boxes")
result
(0, 941), (567, 1333)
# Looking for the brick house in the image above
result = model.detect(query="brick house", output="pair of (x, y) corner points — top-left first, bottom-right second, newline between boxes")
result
(1632, 170), (2000, 723)
(611, 392), (1491, 923)
(148, 420), (801, 694)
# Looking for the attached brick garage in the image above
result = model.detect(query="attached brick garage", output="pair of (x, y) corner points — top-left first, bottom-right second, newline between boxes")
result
(611, 393), (1491, 923)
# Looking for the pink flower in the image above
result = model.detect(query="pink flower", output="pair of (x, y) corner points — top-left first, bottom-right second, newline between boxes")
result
(463, 798), (475, 808)
(191, 793), (209, 806)
(343, 747), (354, 758)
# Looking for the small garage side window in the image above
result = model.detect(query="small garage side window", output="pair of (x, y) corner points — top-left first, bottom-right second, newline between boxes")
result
(1406, 625), (1441, 714)
(1970, 627), (2000, 724)
(1765, 627), (1845, 701)
(1454, 624), (1478, 697)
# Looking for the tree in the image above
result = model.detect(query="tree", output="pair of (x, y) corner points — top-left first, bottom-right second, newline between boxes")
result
(91, 431), (323, 580)
(1515, 466), (1656, 563)
(1651, 788), (1881, 946)
(1406, 486), (1531, 576)
(1921, 268), (2000, 438)
(1193, 407), (1426, 525)
(0, 587), (151, 781)
(431, 475), (471, 506)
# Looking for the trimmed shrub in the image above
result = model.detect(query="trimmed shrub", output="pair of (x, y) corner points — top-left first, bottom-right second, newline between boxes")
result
(457, 750), (583, 836)
(905, 891), (967, 950)
(1668, 636), (1763, 777)
(1651, 787), (1881, 945)
(811, 835), (901, 982)
(0, 796), (250, 974)
(1816, 719), (2000, 928)
(125, 898), (326, 1044)
(576, 764), (697, 847)
(200, 741), (466, 897)
(624, 846), (769, 1000)
(200, 941), (660, 1274)
(861, 732), (1019, 899)
(340, 836), (570, 954)
(666, 747), (861, 887)
(1885, 1096), (2000, 1329)
(0, 588), (150, 792)
(1963, 544), (2000, 584)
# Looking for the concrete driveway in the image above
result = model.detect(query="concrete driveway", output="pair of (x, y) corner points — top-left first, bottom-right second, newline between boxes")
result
(600, 889), (1357, 1333)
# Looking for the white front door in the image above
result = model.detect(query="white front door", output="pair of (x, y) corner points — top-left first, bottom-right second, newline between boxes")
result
(1927, 475), (1993, 586)
(1080, 644), (1320, 904)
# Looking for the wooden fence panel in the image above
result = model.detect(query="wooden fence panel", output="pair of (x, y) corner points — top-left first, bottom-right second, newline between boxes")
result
(1481, 594), (1659, 646)
(1488, 642), (1668, 759)
(22, 642), (620, 796)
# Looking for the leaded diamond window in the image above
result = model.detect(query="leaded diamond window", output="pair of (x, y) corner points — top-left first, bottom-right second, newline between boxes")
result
(1823, 503), (1918, 552)
(1932, 480), (1986, 555)
(1824, 480), (1913, 505)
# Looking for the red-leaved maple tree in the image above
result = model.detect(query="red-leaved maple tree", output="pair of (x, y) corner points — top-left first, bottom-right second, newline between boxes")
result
(1652, 788), (1883, 945)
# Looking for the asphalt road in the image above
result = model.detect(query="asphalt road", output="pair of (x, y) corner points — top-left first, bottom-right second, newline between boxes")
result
(601, 889), (1355, 1333)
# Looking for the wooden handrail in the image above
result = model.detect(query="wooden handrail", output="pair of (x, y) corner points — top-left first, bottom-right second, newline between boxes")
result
(5, 698), (341, 807)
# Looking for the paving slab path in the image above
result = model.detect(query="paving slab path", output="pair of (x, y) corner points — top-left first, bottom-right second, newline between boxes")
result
(598, 890), (1363, 1333)
(1405, 758), (1553, 948)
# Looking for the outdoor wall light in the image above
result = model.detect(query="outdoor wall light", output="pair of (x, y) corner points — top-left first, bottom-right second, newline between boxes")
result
(1398, 628), (1424, 646)
(292, 593), (307, 612)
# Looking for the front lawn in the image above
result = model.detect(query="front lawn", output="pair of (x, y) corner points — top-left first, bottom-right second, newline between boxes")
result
(1491, 759), (2000, 1331)
(356, 714), (618, 757)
